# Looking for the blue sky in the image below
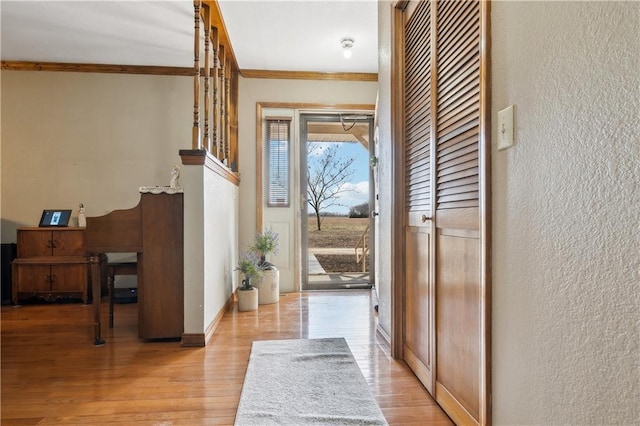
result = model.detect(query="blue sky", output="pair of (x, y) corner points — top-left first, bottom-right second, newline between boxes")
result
(307, 141), (369, 215)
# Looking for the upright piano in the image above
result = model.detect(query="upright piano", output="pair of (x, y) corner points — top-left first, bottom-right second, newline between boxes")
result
(85, 191), (184, 344)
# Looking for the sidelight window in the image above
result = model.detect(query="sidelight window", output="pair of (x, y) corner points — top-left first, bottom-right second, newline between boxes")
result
(266, 118), (291, 207)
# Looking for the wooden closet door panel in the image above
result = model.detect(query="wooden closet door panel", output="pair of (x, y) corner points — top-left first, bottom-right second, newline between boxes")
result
(435, 0), (480, 213)
(401, 0), (436, 396)
(436, 229), (480, 423)
(404, 226), (433, 393)
(404, 0), (432, 217)
(432, 0), (488, 424)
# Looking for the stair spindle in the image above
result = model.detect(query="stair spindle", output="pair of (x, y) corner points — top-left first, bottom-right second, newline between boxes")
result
(192, 0), (201, 149)
(225, 57), (231, 163)
(219, 45), (226, 163)
(202, 4), (211, 151)
(212, 26), (220, 157)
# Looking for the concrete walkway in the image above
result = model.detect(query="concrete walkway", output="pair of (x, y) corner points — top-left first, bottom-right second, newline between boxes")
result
(307, 247), (369, 283)
(308, 247), (368, 276)
(308, 253), (326, 274)
(307, 248), (371, 288)
(308, 247), (354, 255)
(308, 247), (356, 274)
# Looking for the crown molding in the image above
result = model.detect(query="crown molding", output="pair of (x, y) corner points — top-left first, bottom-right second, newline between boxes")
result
(2, 62), (380, 83)
(1, 61), (195, 76)
(240, 69), (378, 82)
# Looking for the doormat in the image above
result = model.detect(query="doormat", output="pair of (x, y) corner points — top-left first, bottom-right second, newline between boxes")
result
(235, 338), (388, 425)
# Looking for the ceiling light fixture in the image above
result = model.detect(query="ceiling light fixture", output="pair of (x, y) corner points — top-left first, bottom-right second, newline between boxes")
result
(340, 37), (354, 59)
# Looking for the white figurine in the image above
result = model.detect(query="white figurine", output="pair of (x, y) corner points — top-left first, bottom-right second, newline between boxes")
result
(170, 166), (180, 188)
(78, 203), (86, 227)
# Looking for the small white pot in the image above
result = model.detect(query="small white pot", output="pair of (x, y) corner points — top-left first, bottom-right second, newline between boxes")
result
(237, 287), (258, 311)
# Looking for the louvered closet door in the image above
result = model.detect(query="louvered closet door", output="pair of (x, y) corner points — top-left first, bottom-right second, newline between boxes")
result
(434, 1), (487, 425)
(402, 0), (435, 396)
(397, 0), (490, 424)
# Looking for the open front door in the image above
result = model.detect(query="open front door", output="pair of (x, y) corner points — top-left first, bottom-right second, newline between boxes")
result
(300, 112), (375, 290)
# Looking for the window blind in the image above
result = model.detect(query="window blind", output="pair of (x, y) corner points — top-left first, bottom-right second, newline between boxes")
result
(266, 119), (291, 207)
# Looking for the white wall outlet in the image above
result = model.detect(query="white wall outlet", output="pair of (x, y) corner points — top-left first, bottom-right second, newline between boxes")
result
(497, 105), (514, 150)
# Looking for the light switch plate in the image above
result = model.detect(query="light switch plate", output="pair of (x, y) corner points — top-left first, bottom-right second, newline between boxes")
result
(497, 105), (514, 150)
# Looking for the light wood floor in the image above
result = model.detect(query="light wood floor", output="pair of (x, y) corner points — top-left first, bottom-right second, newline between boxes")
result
(1, 291), (453, 425)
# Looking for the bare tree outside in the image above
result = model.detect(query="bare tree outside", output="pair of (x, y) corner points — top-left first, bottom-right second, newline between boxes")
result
(307, 143), (355, 231)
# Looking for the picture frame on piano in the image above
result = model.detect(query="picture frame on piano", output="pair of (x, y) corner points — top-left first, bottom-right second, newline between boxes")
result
(38, 209), (72, 227)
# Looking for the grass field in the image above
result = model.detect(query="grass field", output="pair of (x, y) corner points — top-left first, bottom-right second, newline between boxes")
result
(307, 216), (369, 248)
(308, 216), (370, 273)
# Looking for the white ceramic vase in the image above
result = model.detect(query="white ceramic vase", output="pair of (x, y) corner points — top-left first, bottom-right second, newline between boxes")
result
(256, 269), (279, 304)
(237, 287), (258, 311)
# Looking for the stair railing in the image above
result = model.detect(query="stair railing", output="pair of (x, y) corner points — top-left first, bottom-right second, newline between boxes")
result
(354, 224), (370, 273)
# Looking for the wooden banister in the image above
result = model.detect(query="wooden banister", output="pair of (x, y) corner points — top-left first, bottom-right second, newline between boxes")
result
(189, 0), (240, 174)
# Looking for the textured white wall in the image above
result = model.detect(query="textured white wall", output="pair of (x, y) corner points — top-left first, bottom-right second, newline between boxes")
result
(492, 2), (640, 423)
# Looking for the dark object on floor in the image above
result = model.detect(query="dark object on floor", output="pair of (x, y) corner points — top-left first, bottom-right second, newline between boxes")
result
(1, 243), (17, 305)
(114, 288), (137, 304)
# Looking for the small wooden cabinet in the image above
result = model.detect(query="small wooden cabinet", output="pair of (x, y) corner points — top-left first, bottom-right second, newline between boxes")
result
(12, 228), (88, 304)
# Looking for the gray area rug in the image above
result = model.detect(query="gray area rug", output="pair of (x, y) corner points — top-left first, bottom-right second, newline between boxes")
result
(235, 338), (388, 425)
